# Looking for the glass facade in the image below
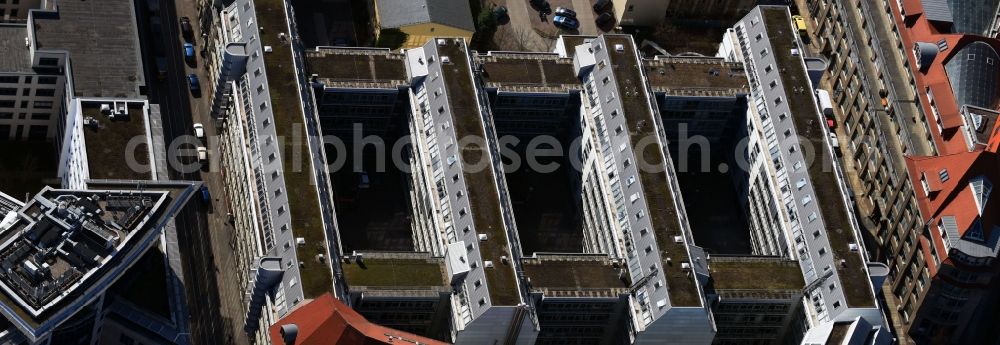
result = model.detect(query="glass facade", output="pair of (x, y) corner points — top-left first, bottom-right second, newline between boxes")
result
(947, 0), (1000, 35)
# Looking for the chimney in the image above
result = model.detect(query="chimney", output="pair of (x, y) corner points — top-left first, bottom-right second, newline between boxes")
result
(279, 324), (299, 344)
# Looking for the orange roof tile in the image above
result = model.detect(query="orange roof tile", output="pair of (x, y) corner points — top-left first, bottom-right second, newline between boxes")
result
(268, 294), (449, 345)
(906, 151), (1000, 239)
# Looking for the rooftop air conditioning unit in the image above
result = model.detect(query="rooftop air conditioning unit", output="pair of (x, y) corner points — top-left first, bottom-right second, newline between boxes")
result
(501, 256), (508, 264)
(264, 46), (273, 53)
(673, 236), (683, 244)
(100, 104), (111, 115)
(615, 44), (624, 52)
(849, 243), (859, 252)
(681, 263), (691, 270)
(484, 261), (494, 268)
(296, 237), (305, 246)
(441, 56), (451, 64)
(437, 39), (447, 46)
(478, 234), (487, 241)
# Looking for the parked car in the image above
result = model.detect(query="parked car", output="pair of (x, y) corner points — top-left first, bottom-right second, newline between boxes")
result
(183, 43), (195, 63)
(180, 17), (194, 41)
(199, 185), (211, 203)
(193, 123), (205, 139)
(197, 146), (208, 162)
(187, 74), (201, 94)
(554, 7), (576, 18)
(595, 12), (614, 26)
(792, 15), (807, 32)
(593, 0), (610, 12)
(553, 15), (579, 30)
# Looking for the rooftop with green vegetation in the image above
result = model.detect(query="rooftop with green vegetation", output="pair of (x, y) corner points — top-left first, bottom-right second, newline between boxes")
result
(305, 48), (407, 87)
(341, 253), (447, 288)
(762, 7), (874, 308)
(605, 35), (701, 307)
(255, 0), (332, 299)
(522, 255), (628, 297)
(643, 57), (749, 96)
(437, 39), (520, 306)
(708, 256), (804, 291)
(81, 102), (151, 181)
(477, 53), (580, 92)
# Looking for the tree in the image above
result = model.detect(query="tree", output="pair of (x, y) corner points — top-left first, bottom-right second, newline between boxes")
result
(375, 28), (408, 49)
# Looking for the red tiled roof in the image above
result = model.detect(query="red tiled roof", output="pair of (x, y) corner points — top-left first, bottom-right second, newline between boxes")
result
(906, 151), (1000, 239)
(267, 294), (449, 345)
(889, 1), (1000, 154)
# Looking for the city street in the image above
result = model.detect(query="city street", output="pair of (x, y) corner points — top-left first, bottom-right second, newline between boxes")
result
(136, 0), (248, 343)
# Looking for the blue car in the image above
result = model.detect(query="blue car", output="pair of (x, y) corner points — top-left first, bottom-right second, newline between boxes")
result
(183, 43), (195, 62)
(187, 74), (200, 94)
(199, 185), (211, 203)
(553, 15), (579, 30)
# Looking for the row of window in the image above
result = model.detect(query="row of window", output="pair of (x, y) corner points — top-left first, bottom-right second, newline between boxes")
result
(0, 100), (54, 109)
(0, 75), (58, 85)
(0, 87), (57, 97)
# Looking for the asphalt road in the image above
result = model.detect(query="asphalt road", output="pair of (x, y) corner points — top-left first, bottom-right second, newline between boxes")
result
(136, 0), (244, 344)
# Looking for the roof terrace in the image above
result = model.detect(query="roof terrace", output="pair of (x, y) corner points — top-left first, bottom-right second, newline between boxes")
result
(437, 40), (520, 306)
(255, 0), (332, 298)
(643, 57), (749, 96)
(80, 101), (151, 181)
(521, 254), (628, 298)
(761, 7), (874, 308)
(604, 35), (701, 307)
(477, 53), (581, 93)
(305, 47), (407, 88)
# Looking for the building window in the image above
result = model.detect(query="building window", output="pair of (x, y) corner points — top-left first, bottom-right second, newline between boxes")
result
(33, 101), (53, 109)
(36, 89), (55, 97)
(39, 58), (59, 66)
(38, 76), (57, 84)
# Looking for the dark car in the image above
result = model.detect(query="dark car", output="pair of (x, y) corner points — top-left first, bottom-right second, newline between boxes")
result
(187, 74), (201, 94)
(553, 15), (579, 30)
(199, 185), (211, 203)
(554, 7), (576, 18)
(596, 12), (614, 26)
(183, 43), (195, 63)
(180, 17), (193, 41)
(593, 0), (610, 12)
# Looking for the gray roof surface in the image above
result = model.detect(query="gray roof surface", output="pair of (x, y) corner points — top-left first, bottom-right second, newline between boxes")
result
(921, 0), (954, 23)
(32, 0), (144, 98)
(376, 0), (475, 32)
(0, 25), (31, 73)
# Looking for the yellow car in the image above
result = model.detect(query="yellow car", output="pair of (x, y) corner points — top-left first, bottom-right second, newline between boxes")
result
(792, 15), (807, 32)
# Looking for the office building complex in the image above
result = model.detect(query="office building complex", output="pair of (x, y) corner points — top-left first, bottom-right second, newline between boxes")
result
(0, 182), (198, 343)
(802, 0), (1000, 343)
(198, 0), (893, 342)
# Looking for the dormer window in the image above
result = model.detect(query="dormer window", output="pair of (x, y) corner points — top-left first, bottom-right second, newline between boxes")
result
(970, 176), (992, 214)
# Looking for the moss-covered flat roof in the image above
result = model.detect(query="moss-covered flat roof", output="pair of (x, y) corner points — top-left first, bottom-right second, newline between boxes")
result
(341, 256), (446, 288)
(437, 40), (521, 306)
(82, 102), (151, 181)
(521, 255), (627, 290)
(709, 257), (804, 291)
(305, 48), (407, 85)
(255, 0), (332, 298)
(761, 7), (873, 308)
(478, 54), (580, 91)
(643, 57), (749, 96)
(605, 35), (701, 307)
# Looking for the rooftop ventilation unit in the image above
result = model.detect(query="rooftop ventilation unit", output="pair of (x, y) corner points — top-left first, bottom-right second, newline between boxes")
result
(478, 234), (487, 241)
(681, 263), (691, 270)
(264, 46), (273, 53)
(615, 44), (624, 52)
(437, 39), (447, 46)
(441, 56), (451, 64)
(849, 243), (859, 252)
(484, 260), (494, 268)
(673, 236), (683, 244)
